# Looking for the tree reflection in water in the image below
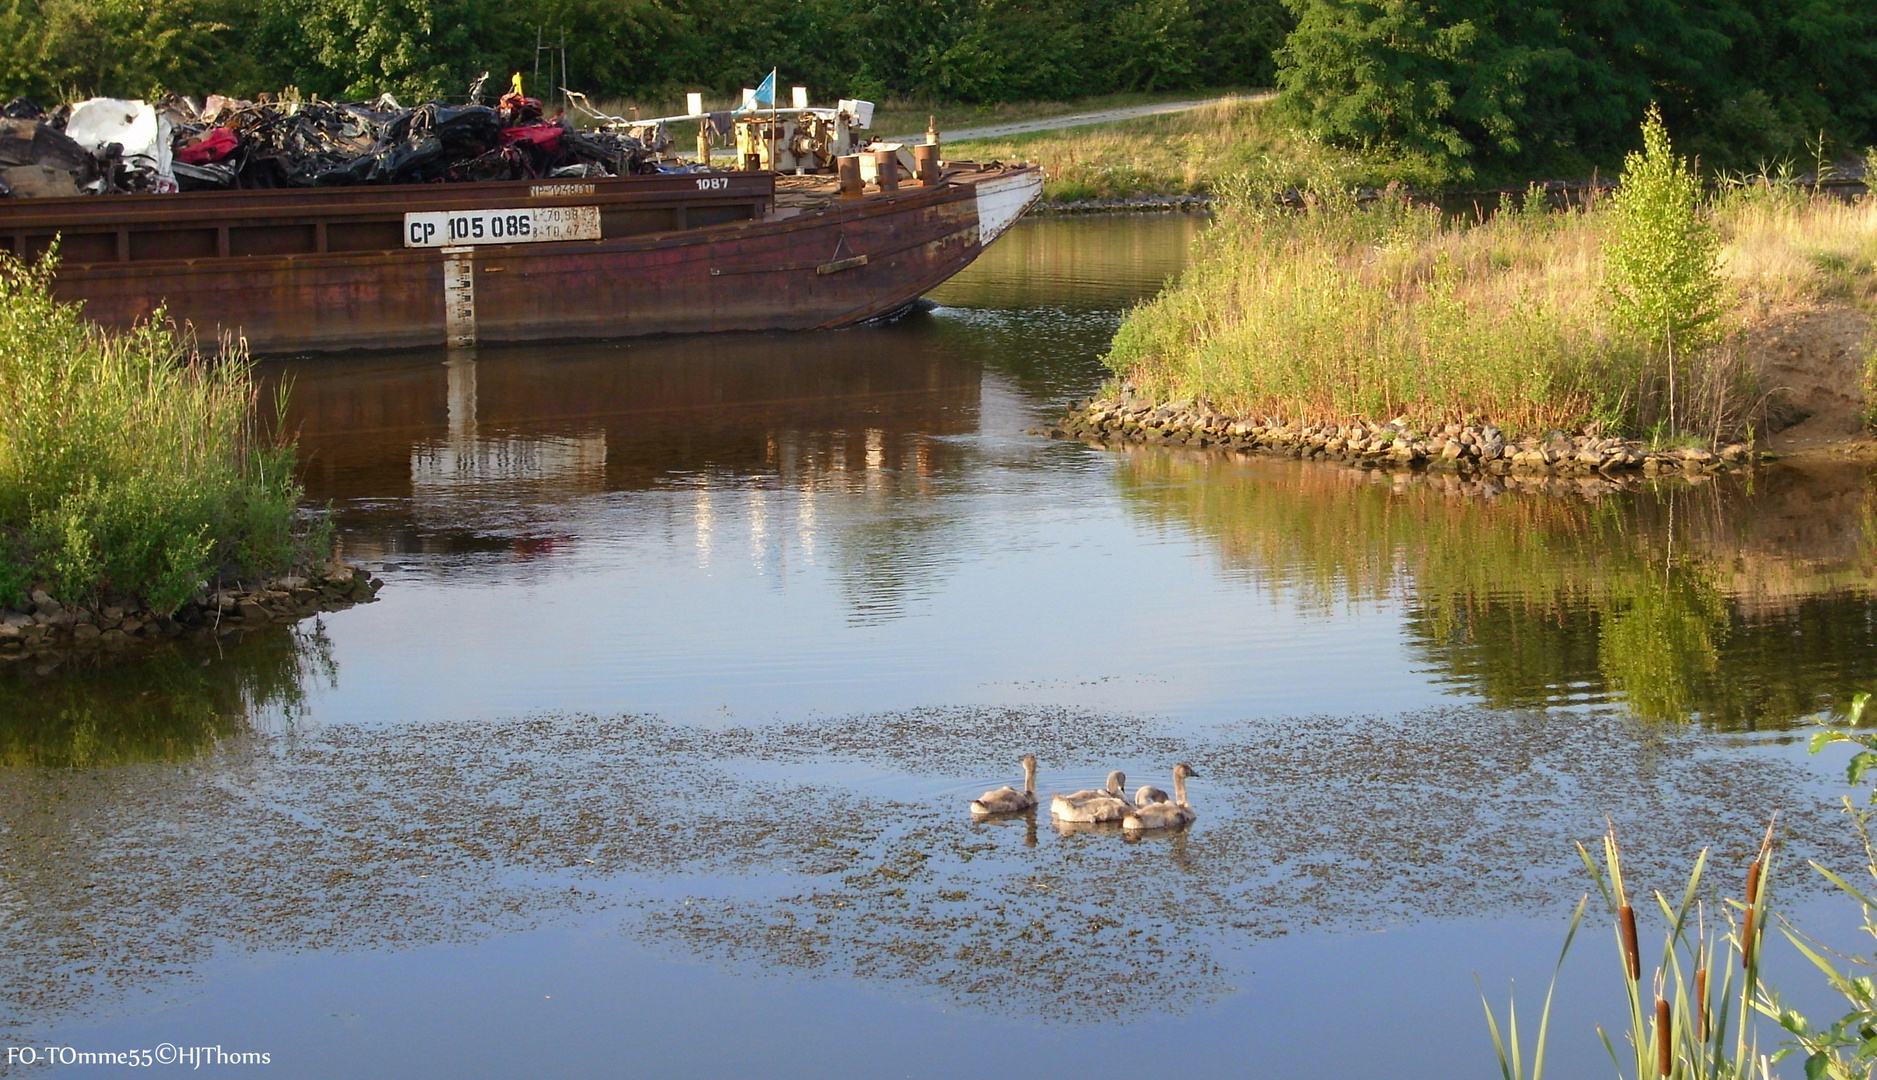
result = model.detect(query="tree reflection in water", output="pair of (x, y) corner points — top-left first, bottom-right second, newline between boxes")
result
(0, 623), (335, 766)
(1114, 449), (1877, 727)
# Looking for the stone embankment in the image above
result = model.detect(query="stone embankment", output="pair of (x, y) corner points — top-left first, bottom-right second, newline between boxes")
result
(0, 565), (383, 660)
(1034, 195), (1212, 215)
(1051, 395), (1757, 476)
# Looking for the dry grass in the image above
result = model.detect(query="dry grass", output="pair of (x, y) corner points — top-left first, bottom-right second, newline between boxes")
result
(1108, 190), (1623, 434)
(1718, 187), (1877, 308)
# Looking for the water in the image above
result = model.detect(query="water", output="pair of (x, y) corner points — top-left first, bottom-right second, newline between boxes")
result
(4, 214), (1877, 1077)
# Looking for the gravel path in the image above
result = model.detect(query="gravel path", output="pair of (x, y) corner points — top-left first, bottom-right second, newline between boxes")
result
(884, 94), (1268, 144)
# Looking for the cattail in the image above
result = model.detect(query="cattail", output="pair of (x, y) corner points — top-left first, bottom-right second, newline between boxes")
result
(1620, 903), (1641, 981)
(1746, 859), (1762, 906)
(1694, 967), (1708, 1040)
(1656, 997), (1673, 1076)
(1743, 908), (1756, 969)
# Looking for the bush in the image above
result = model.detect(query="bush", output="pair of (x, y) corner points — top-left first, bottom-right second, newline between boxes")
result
(0, 251), (318, 613)
(0, 0), (1292, 105)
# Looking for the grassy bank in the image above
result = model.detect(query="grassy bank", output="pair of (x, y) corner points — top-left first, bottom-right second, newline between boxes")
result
(943, 94), (1448, 203)
(0, 253), (323, 614)
(1102, 118), (1877, 443)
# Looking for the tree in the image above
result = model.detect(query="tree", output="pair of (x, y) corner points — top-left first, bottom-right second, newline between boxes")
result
(1605, 106), (1722, 360)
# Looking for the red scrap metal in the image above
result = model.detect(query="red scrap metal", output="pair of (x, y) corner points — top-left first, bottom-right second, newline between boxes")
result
(499, 125), (562, 152)
(177, 127), (238, 165)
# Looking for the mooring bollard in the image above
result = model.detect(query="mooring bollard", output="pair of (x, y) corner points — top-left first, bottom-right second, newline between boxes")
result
(874, 150), (900, 192)
(914, 143), (940, 186)
(837, 154), (864, 197)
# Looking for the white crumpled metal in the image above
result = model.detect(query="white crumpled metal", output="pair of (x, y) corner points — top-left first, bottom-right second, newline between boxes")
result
(64, 98), (175, 192)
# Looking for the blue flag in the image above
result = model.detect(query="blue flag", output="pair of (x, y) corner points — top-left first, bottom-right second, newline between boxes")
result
(737, 70), (777, 113)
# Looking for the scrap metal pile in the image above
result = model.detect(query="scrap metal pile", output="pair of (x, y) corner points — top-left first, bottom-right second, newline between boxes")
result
(0, 86), (659, 198)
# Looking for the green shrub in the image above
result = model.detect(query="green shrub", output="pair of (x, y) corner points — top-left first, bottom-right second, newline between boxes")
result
(1606, 107), (1724, 358)
(1603, 107), (1736, 438)
(0, 251), (316, 613)
(1274, 0), (1876, 182)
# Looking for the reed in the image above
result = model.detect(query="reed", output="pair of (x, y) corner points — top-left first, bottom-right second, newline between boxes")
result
(0, 251), (319, 613)
(1780, 693), (1877, 1079)
(1480, 894), (1586, 1080)
(1487, 820), (1779, 1080)
(1105, 183), (1635, 436)
(1496, 698), (1877, 1079)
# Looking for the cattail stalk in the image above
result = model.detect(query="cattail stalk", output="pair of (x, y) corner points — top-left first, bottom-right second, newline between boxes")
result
(1620, 903), (1642, 981)
(1656, 997), (1673, 1076)
(1694, 967), (1708, 1041)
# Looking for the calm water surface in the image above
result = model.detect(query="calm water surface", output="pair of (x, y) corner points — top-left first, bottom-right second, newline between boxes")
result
(6, 215), (1877, 1077)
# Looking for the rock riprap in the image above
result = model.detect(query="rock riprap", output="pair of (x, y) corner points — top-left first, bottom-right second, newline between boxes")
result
(1049, 393), (1755, 477)
(0, 565), (382, 659)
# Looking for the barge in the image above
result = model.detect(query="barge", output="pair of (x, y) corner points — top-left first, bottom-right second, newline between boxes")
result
(0, 160), (1042, 352)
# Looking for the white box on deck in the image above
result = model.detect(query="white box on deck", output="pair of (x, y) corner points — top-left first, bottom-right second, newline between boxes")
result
(838, 99), (875, 129)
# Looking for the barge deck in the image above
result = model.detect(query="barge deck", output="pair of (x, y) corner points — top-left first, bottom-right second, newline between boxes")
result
(0, 163), (1042, 353)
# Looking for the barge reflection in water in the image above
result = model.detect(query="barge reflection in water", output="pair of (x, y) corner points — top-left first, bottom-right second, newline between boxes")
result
(3, 215), (1875, 1080)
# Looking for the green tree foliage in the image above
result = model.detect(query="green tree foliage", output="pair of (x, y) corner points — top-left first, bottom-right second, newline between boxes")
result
(0, 0), (244, 101)
(1605, 106), (1723, 359)
(0, 0), (1287, 106)
(1276, 0), (1877, 181)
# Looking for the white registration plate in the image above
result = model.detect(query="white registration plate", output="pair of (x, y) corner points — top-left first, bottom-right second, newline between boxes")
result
(404, 206), (601, 248)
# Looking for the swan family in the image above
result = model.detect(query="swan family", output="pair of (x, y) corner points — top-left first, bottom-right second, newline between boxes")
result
(970, 757), (1200, 832)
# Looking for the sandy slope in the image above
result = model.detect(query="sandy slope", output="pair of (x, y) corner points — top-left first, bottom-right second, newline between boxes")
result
(1749, 301), (1875, 454)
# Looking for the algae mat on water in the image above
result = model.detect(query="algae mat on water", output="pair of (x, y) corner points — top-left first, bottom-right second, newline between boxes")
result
(0, 704), (1854, 1028)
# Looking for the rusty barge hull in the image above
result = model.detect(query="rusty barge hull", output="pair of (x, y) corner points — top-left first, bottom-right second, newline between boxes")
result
(0, 165), (1042, 353)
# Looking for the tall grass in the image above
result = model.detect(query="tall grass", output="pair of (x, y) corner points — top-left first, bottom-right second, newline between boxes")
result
(1106, 114), (1876, 442)
(0, 251), (316, 613)
(1107, 183), (1629, 434)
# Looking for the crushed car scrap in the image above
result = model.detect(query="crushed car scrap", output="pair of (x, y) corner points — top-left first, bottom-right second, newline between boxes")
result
(0, 77), (667, 199)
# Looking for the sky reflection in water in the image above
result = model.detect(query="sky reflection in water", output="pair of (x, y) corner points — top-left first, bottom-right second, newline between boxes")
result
(4, 215), (1877, 1079)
